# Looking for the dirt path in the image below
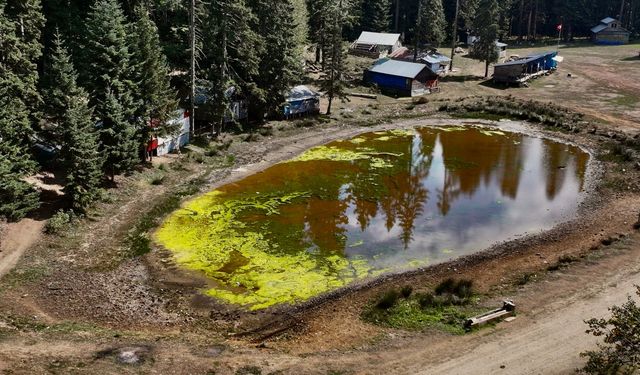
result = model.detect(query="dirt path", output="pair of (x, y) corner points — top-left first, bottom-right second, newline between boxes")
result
(417, 269), (639, 374)
(0, 219), (44, 278)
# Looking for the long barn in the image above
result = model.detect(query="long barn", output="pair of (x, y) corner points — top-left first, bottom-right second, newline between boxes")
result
(493, 51), (559, 84)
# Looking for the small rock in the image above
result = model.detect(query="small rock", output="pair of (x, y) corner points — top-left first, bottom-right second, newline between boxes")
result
(504, 317), (517, 323)
(500, 365), (506, 369)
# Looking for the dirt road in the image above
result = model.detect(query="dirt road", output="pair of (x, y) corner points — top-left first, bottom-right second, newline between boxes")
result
(0, 219), (44, 278)
(418, 272), (639, 374)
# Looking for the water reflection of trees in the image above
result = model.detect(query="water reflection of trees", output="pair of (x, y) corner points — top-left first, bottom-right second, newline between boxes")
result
(218, 128), (589, 255)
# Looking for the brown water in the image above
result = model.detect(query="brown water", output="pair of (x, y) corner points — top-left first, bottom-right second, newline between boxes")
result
(157, 125), (589, 309)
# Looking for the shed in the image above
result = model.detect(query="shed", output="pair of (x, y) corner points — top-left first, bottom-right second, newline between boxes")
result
(350, 31), (403, 59)
(284, 85), (320, 119)
(591, 17), (630, 45)
(493, 51), (559, 84)
(420, 52), (452, 75)
(155, 109), (191, 156)
(469, 38), (508, 59)
(364, 59), (438, 97)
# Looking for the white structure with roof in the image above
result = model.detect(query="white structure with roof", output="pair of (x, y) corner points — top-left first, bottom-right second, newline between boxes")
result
(591, 17), (629, 45)
(350, 31), (403, 58)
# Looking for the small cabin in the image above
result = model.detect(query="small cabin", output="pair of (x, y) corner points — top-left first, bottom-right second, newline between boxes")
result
(591, 17), (630, 45)
(468, 37), (508, 60)
(493, 51), (559, 84)
(153, 109), (191, 156)
(350, 31), (403, 59)
(364, 59), (438, 97)
(420, 52), (452, 75)
(284, 85), (320, 119)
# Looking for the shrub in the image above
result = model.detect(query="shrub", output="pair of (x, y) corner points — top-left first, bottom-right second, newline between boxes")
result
(376, 290), (400, 310)
(148, 172), (165, 185)
(204, 145), (220, 157)
(558, 255), (578, 264)
(580, 286), (640, 374)
(417, 292), (435, 309)
(45, 210), (73, 234)
(157, 163), (167, 171)
(400, 285), (413, 298)
(454, 279), (474, 299)
(435, 278), (457, 295)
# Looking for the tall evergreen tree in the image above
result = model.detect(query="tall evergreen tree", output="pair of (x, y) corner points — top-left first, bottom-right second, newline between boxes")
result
(83, 0), (138, 121)
(44, 35), (103, 212)
(247, 0), (300, 120)
(130, 6), (178, 144)
(320, 0), (351, 115)
(201, 0), (260, 132)
(292, 0), (309, 61)
(361, 0), (391, 32)
(414, 0), (447, 52)
(84, 0), (140, 176)
(0, 0), (41, 220)
(472, 0), (500, 78)
(4, 0), (45, 107)
(101, 89), (139, 179)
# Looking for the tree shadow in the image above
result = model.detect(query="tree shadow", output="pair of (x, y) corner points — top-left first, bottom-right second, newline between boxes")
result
(620, 56), (640, 62)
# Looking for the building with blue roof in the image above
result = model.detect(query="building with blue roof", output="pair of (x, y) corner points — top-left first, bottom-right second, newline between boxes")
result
(591, 17), (630, 45)
(364, 58), (439, 97)
(493, 51), (560, 84)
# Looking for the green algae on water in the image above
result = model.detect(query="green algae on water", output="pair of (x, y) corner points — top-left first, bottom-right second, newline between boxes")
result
(156, 190), (374, 310)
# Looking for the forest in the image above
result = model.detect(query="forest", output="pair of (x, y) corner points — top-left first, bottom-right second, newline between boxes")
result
(1, 0), (639, 221)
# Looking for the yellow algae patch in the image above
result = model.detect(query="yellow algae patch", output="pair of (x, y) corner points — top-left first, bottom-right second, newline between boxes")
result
(155, 191), (373, 310)
(350, 137), (366, 144)
(479, 130), (506, 137)
(288, 145), (399, 169)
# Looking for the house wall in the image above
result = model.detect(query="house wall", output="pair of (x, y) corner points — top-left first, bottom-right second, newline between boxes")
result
(365, 71), (411, 96)
(157, 111), (190, 156)
(494, 64), (525, 82)
(593, 30), (630, 45)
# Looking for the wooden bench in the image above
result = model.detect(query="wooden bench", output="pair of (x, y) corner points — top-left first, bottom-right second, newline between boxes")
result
(465, 300), (516, 329)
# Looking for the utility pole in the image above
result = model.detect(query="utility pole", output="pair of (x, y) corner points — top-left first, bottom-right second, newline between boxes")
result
(449, 0), (460, 71)
(189, 0), (196, 139)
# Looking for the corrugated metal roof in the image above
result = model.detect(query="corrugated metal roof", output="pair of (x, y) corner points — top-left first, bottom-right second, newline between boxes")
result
(368, 59), (427, 79)
(494, 52), (556, 67)
(287, 85), (319, 102)
(356, 31), (401, 46)
(601, 17), (616, 24)
(421, 53), (451, 64)
(591, 24), (608, 33)
(496, 41), (508, 48)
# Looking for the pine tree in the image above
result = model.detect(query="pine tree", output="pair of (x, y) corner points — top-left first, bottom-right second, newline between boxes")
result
(4, 0), (45, 107)
(361, 0), (391, 32)
(130, 6), (178, 146)
(292, 0), (309, 62)
(415, 0), (446, 48)
(84, 0), (140, 176)
(62, 95), (103, 212)
(83, 0), (138, 122)
(473, 0), (500, 78)
(201, 0), (260, 132)
(320, 0), (350, 115)
(45, 35), (103, 212)
(247, 0), (300, 120)
(0, 0), (40, 220)
(101, 89), (139, 180)
(131, 6), (177, 125)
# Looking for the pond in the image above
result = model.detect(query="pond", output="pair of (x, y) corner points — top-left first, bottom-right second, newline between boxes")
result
(155, 125), (590, 310)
